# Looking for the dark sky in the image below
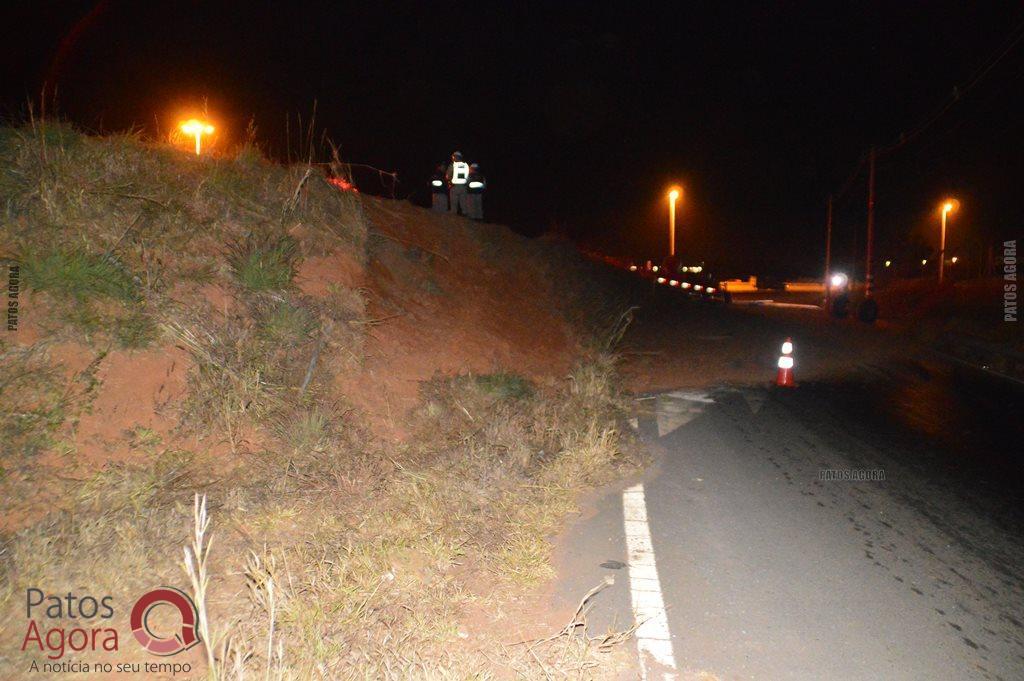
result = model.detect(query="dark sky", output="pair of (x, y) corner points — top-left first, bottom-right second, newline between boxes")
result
(3, 1), (1023, 277)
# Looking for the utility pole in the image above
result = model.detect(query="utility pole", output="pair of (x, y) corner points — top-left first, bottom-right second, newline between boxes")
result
(824, 195), (833, 309)
(865, 147), (876, 298)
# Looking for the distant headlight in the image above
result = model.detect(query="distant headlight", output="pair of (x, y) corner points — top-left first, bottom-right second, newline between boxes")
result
(830, 273), (848, 289)
(657, 277), (667, 284)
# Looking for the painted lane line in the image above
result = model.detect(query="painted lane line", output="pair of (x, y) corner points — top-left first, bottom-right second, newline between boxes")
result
(622, 483), (678, 679)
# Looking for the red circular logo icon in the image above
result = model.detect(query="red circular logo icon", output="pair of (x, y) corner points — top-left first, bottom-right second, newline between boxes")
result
(130, 587), (201, 656)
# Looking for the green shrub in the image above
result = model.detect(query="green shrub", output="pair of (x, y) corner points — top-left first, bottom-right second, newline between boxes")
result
(22, 250), (138, 302)
(114, 308), (159, 349)
(277, 408), (331, 455)
(226, 235), (298, 291)
(258, 301), (317, 345)
(473, 372), (534, 401)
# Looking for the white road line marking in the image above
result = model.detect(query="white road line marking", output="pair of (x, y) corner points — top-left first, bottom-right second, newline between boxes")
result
(622, 483), (678, 679)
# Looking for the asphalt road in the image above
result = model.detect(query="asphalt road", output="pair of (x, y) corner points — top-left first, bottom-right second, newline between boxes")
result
(556, 351), (1024, 680)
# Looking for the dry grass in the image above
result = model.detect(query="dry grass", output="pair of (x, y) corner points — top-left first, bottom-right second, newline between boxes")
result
(1, 358), (640, 679)
(0, 120), (641, 679)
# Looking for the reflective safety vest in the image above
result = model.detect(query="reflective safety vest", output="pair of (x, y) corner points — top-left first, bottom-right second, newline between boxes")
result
(450, 161), (469, 184)
(430, 178), (445, 192)
(467, 177), (486, 193)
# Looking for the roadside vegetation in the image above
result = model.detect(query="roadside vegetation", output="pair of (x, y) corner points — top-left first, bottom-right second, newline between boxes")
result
(0, 120), (640, 678)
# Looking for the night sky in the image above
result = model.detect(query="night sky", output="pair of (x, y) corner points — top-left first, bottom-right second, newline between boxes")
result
(4, 2), (1023, 278)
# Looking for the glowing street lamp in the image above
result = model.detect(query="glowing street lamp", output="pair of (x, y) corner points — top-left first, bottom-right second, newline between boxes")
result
(939, 199), (958, 284)
(668, 187), (682, 257)
(179, 119), (215, 156)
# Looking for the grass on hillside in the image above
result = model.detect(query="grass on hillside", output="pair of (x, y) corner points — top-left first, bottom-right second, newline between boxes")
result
(0, 119), (366, 350)
(0, 120), (641, 679)
(3, 360), (640, 678)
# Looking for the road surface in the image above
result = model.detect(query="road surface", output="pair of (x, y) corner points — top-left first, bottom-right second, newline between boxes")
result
(556, 339), (1024, 680)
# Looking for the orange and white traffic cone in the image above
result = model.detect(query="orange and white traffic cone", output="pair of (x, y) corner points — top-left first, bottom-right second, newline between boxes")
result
(776, 338), (795, 387)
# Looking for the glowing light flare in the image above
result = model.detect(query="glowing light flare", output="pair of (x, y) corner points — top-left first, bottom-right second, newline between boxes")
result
(829, 273), (848, 289)
(656, 277), (667, 284)
(951, 256), (958, 264)
(884, 260), (892, 267)
(669, 280), (679, 287)
(667, 187), (682, 257)
(629, 265), (638, 272)
(179, 119), (215, 155)
(922, 259), (928, 266)
(327, 177), (359, 193)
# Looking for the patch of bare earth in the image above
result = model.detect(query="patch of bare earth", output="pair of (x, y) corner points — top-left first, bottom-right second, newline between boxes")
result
(340, 197), (577, 439)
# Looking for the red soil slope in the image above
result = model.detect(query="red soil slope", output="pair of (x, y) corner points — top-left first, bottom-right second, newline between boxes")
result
(5, 196), (580, 531)
(336, 197), (578, 437)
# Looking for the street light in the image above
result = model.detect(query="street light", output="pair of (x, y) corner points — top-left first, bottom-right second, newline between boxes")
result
(179, 118), (215, 156)
(939, 199), (958, 284)
(668, 187), (682, 257)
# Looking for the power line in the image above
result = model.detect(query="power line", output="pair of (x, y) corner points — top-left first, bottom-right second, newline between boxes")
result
(879, 17), (1024, 157)
(833, 151), (867, 203)
(831, 16), (1024, 191)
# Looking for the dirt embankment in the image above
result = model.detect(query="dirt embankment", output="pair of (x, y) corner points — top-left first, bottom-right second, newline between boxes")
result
(1, 124), (638, 679)
(0, 124), (585, 530)
(338, 197), (579, 438)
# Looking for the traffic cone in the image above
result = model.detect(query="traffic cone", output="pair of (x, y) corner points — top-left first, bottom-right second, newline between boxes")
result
(776, 338), (795, 387)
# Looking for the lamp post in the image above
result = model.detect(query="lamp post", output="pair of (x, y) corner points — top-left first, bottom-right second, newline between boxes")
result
(668, 187), (681, 257)
(939, 199), (956, 284)
(180, 119), (215, 156)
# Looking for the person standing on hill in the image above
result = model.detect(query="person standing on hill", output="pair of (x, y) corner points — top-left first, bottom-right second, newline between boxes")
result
(430, 165), (448, 212)
(466, 163), (486, 220)
(446, 151), (470, 216)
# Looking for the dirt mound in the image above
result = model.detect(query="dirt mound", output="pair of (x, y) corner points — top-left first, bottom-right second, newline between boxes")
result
(0, 122), (588, 523)
(344, 198), (577, 436)
(0, 124), (639, 679)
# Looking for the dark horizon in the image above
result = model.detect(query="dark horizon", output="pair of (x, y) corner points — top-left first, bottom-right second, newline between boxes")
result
(3, 2), (1023, 278)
